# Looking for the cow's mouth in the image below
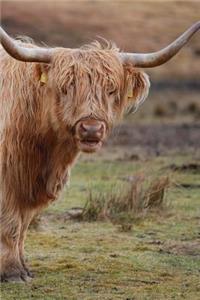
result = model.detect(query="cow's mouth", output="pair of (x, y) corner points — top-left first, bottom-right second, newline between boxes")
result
(77, 138), (103, 153)
(74, 118), (107, 153)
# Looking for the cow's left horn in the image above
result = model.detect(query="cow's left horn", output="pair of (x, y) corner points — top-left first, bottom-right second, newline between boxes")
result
(0, 26), (53, 63)
(120, 21), (200, 68)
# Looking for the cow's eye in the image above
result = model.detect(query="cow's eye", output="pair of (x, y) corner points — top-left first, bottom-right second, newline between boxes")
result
(70, 80), (75, 87)
(61, 81), (74, 95)
(61, 86), (68, 95)
(107, 80), (117, 96)
(108, 89), (116, 96)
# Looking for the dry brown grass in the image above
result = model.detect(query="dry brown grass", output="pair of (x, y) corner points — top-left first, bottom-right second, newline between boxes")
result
(82, 175), (170, 230)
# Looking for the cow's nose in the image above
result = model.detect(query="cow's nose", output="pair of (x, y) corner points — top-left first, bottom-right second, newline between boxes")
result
(80, 122), (103, 134)
(77, 120), (105, 139)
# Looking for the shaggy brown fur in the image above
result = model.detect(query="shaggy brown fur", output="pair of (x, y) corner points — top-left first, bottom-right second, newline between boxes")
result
(0, 40), (150, 282)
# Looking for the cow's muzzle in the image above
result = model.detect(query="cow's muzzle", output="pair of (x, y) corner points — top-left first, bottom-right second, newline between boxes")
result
(74, 118), (106, 153)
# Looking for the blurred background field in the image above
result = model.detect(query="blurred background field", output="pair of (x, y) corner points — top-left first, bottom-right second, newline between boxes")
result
(1, 1), (200, 299)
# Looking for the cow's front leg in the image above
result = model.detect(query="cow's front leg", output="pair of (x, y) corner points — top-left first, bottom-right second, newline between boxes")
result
(19, 210), (35, 279)
(0, 208), (29, 282)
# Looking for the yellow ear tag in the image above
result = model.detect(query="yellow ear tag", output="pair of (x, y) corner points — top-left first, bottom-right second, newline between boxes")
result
(40, 72), (48, 84)
(127, 84), (133, 99)
(127, 75), (133, 99)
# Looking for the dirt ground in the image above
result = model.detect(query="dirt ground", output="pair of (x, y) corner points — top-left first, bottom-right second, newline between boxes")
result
(108, 122), (200, 156)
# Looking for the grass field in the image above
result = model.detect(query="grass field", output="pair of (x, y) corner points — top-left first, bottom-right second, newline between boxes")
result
(1, 149), (200, 300)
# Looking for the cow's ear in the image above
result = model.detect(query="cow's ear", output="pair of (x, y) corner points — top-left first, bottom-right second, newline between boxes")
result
(124, 68), (150, 113)
(35, 63), (50, 84)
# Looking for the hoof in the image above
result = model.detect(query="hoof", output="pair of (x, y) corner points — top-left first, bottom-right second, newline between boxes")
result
(22, 262), (34, 278)
(1, 269), (32, 283)
(26, 268), (34, 278)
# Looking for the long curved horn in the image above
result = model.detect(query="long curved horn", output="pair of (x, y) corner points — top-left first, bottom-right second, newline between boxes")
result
(0, 26), (53, 63)
(120, 21), (200, 68)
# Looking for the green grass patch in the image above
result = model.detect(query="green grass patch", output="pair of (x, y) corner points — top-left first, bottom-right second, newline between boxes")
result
(1, 152), (200, 299)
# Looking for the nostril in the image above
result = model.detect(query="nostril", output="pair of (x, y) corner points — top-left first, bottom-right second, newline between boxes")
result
(99, 123), (104, 132)
(80, 123), (88, 132)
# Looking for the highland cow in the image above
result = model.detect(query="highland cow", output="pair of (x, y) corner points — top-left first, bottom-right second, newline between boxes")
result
(0, 22), (199, 282)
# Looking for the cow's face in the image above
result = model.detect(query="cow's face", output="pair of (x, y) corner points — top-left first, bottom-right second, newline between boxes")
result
(40, 47), (150, 153)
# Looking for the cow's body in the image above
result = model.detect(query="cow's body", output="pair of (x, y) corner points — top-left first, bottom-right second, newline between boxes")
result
(0, 46), (81, 281)
(0, 22), (199, 282)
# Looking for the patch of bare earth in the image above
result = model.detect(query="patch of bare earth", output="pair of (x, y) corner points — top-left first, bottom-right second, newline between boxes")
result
(161, 241), (200, 256)
(108, 123), (200, 156)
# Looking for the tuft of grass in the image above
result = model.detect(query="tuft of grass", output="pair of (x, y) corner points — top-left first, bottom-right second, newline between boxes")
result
(82, 175), (170, 230)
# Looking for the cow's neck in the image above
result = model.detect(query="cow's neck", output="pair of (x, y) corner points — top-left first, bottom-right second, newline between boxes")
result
(32, 126), (80, 209)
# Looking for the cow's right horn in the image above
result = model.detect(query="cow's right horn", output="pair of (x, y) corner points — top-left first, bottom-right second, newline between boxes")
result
(120, 21), (200, 68)
(0, 26), (53, 63)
